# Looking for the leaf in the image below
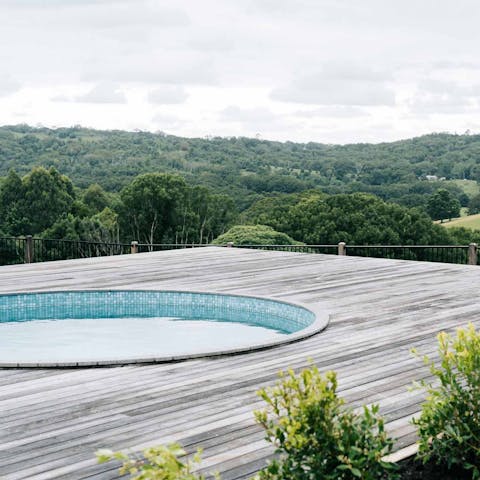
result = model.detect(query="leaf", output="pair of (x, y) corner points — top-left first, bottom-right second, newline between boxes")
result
(95, 449), (114, 463)
(351, 467), (362, 478)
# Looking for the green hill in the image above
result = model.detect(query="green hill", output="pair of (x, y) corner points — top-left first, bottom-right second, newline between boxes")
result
(1, 124), (479, 209)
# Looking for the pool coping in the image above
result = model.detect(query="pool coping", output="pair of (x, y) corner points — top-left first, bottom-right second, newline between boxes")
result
(0, 289), (330, 368)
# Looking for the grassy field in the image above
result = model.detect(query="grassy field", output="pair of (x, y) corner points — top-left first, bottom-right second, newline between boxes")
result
(442, 213), (480, 229)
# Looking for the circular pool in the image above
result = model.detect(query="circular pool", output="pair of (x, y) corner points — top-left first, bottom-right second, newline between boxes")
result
(0, 290), (328, 367)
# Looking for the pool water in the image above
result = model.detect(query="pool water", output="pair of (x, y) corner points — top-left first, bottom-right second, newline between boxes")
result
(0, 316), (287, 363)
(0, 290), (318, 365)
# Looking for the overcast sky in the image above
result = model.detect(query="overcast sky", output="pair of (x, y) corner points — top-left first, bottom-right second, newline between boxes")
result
(1, 0), (480, 144)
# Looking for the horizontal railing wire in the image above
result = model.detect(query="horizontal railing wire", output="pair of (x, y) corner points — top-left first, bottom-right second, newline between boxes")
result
(136, 243), (210, 253)
(236, 244), (339, 255)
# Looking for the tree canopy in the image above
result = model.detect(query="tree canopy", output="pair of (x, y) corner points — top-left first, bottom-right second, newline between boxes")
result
(0, 167), (75, 235)
(0, 168), (237, 245)
(426, 189), (461, 222)
(242, 191), (452, 245)
(119, 173), (188, 244)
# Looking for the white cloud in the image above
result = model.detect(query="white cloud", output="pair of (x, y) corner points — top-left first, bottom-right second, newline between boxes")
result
(0, 74), (21, 97)
(0, 1), (189, 28)
(407, 79), (480, 114)
(221, 106), (274, 122)
(81, 55), (217, 86)
(187, 32), (235, 52)
(68, 5), (189, 30)
(271, 64), (395, 106)
(219, 106), (291, 133)
(50, 94), (70, 103)
(295, 106), (370, 118)
(75, 83), (127, 104)
(147, 86), (188, 105)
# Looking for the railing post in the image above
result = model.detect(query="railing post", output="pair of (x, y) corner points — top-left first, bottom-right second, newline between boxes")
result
(338, 242), (346, 256)
(226, 242), (234, 248)
(24, 235), (34, 263)
(130, 241), (139, 254)
(468, 243), (477, 265)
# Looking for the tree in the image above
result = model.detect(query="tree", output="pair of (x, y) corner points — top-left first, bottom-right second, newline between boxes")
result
(446, 226), (480, 246)
(211, 225), (300, 246)
(468, 193), (480, 215)
(241, 191), (322, 233)
(427, 189), (461, 222)
(22, 167), (75, 234)
(119, 173), (188, 244)
(118, 173), (237, 245)
(41, 208), (119, 244)
(0, 167), (75, 235)
(0, 169), (27, 235)
(82, 183), (111, 214)
(181, 186), (236, 244)
(243, 191), (452, 245)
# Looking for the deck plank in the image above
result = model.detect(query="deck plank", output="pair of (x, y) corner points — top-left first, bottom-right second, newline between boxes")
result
(0, 247), (479, 479)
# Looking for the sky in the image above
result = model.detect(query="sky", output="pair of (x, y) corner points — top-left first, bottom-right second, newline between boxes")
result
(1, 0), (480, 144)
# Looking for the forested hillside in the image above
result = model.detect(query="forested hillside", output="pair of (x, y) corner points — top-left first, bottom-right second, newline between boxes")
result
(0, 165), (469, 251)
(2, 124), (480, 250)
(1, 125), (479, 210)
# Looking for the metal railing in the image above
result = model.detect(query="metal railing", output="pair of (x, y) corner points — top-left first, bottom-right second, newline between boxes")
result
(0, 237), (477, 266)
(0, 237), (28, 265)
(0, 236), (132, 266)
(31, 238), (131, 263)
(345, 245), (470, 265)
(228, 242), (478, 266)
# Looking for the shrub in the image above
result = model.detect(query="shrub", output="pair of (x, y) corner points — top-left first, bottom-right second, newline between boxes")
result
(96, 443), (218, 480)
(253, 366), (397, 480)
(211, 224), (301, 246)
(412, 323), (480, 478)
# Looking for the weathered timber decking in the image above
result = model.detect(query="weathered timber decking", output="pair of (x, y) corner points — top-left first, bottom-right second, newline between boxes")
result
(0, 246), (479, 480)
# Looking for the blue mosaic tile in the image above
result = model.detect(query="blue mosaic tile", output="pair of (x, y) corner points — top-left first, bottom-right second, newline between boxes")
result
(0, 291), (315, 334)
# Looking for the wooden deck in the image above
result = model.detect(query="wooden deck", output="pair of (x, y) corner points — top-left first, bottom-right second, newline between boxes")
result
(0, 247), (479, 480)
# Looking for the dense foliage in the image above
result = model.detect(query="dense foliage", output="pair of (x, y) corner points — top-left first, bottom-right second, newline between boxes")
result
(0, 164), (477, 250)
(96, 443), (217, 480)
(254, 366), (397, 480)
(426, 189), (461, 222)
(0, 168), (236, 244)
(0, 167), (75, 235)
(241, 191), (452, 245)
(411, 324), (480, 478)
(118, 173), (235, 244)
(468, 193), (480, 215)
(2, 125), (480, 249)
(211, 225), (300, 246)
(0, 125), (476, 210)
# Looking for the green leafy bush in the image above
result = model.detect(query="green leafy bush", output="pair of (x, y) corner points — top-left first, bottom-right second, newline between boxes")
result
(253, 366), (397, 480)
(211, 224), (301, 246)
(96, 443), (218, 480)
(412, 323), (480, 477)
